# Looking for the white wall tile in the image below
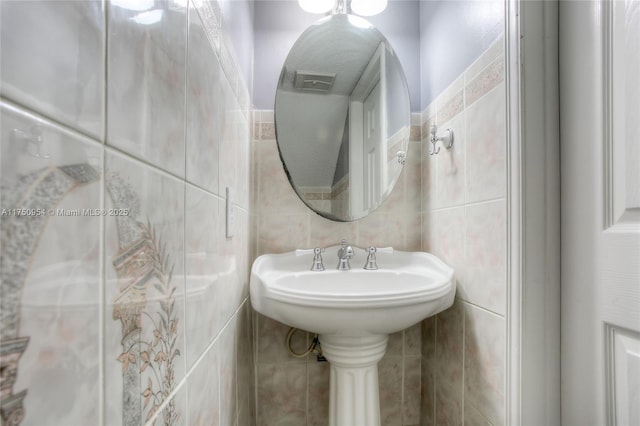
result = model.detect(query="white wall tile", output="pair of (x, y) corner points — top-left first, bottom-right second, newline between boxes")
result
(465, 84), (506, 204)
(187, 6), (221, 194)
(107, 0), (187, 176)
(464, 305), (505, 426)
(185, 185), (223, 369)
(0, 1), (104, 139)
(464, 200), (506, 315)
(187, 341), (220, 425)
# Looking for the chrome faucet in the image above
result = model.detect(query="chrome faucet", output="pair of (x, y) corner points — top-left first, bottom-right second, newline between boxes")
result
(337, 239), (354, 270)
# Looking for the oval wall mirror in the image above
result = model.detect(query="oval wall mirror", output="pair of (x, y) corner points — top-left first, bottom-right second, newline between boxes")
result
(275, 13), (411, 222)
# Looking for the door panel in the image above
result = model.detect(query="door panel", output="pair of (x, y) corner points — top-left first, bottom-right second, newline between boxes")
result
(363, 81), (382, 210)
(560, 0), (640, 424)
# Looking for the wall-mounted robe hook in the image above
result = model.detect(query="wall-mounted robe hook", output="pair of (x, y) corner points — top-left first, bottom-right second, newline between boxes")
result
(429, 124), (454, 155)
(396, 150), (406, 165)
(12, 125), (51, 159)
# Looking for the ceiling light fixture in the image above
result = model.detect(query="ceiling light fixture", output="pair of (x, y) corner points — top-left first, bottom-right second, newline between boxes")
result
(298, 0), (334, 14)
(350, 0), (388, 16)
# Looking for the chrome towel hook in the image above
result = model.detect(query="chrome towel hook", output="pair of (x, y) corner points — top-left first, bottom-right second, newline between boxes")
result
(429, 124), (454, 155)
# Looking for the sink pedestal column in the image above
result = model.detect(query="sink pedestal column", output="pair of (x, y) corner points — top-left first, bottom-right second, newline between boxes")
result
(319, 334), (389, 426)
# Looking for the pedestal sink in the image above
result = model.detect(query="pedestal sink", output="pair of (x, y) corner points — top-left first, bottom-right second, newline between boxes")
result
(250, 245), (455, 426)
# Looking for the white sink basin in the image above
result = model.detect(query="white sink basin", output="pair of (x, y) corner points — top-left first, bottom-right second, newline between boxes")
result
(250, 245), (455, 336)
(250, 245), (455, 426)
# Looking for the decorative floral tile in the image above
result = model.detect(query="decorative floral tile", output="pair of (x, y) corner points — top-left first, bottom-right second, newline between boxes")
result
(103, 150), (185, 426)
(1, 101), (102, 425)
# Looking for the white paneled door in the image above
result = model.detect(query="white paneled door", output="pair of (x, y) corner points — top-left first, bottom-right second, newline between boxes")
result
(560, 0), (640, 425)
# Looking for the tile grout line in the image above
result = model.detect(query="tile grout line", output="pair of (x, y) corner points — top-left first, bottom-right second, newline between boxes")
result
(181, 4), (190, 425)
(100, 1), (108, 424)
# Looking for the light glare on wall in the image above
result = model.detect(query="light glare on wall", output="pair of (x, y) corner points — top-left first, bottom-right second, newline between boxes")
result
(298, 0), (334, 14)
(111, 0), (154, 11)
(350, 0), (388, 16)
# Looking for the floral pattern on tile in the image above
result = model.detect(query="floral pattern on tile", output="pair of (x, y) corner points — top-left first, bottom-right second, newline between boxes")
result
(2, 0), (253, 425)
(0, 102), (102, 426)
(104, 151), (185, 426)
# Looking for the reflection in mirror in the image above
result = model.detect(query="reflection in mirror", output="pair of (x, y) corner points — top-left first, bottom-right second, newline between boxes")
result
(275, 13), (411, 222)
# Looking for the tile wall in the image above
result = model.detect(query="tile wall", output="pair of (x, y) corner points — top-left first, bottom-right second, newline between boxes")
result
(251, 111), (424, 425)
(0, 1), (253, 425)
(419, 36), (507, 426)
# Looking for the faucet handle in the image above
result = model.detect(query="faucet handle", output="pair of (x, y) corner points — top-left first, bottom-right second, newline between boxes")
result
(364, 247), (378, 270)
(364, 246), (393, 270)
(311, 247), (325, 271)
